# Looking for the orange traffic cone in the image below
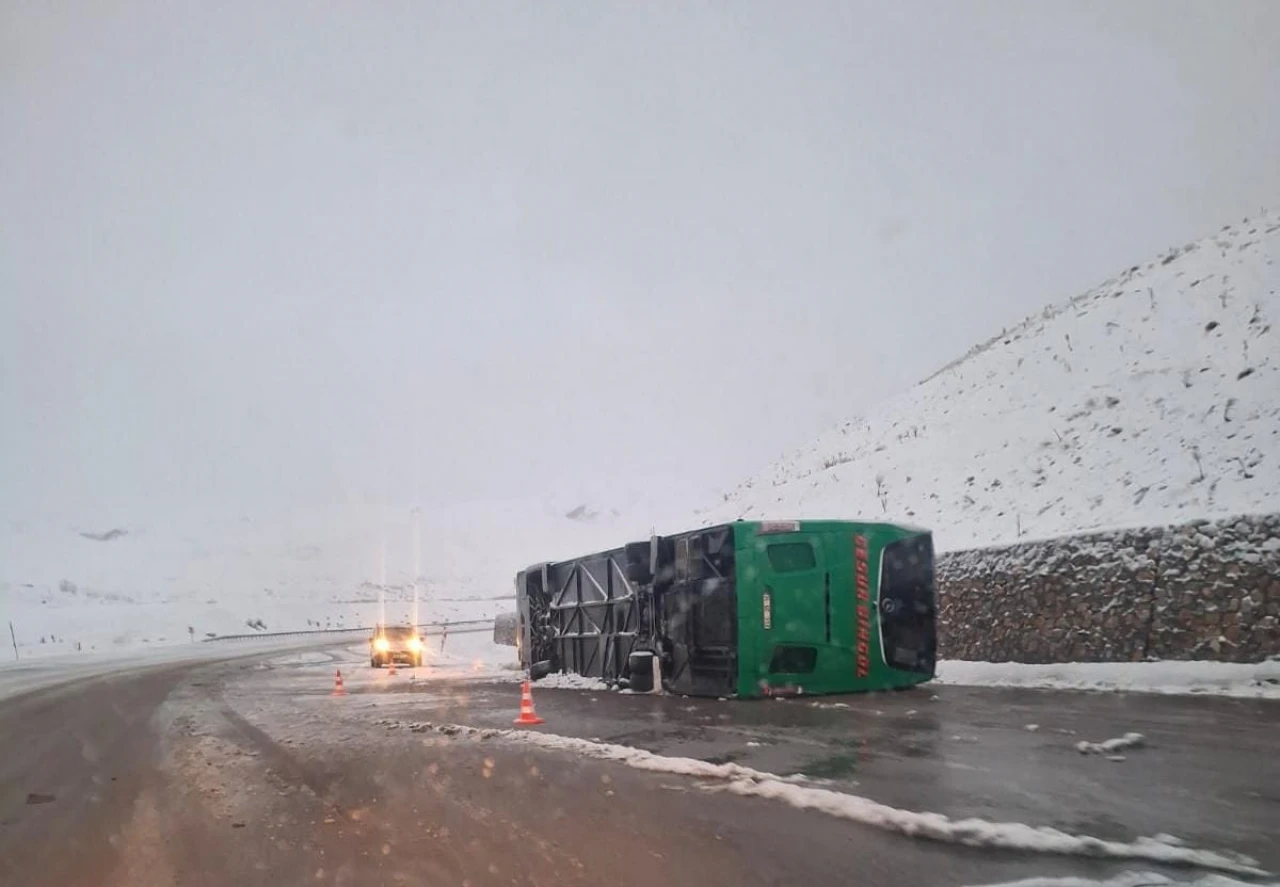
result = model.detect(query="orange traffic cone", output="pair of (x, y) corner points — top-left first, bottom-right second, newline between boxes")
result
(513, 680), (544, 726)
(388, 659), (397, 676)
(333, 669), (346, 696)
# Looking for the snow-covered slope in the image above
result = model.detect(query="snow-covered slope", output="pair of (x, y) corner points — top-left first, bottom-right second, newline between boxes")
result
(705, 212), (1280, 552)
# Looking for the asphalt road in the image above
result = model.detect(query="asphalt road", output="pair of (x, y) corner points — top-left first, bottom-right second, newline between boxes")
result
(1, 648), (1277, 887)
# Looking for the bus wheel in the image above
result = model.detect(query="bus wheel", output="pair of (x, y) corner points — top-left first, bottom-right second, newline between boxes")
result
(627, 651), (656, 693)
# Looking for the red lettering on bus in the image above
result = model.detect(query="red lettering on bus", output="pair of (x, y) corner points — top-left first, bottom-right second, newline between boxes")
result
(854, 536), (871, 678)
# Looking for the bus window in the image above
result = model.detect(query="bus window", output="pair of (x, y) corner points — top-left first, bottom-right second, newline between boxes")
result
(766, 542), (816, 573)
(769, 645), (817, 674)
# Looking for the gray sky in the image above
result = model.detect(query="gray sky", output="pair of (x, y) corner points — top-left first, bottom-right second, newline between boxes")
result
(3, 1), (1279, 523)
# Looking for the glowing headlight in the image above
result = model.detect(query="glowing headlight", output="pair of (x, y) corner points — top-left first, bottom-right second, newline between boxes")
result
(408, 637), (423, 652)
(374, 637), (390, 652)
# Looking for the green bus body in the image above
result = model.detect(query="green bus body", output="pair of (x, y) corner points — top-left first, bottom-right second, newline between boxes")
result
(733, 520), (935, 697)
(515, 520), (937, 699)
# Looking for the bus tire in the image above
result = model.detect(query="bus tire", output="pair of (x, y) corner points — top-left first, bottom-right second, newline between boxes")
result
(627, 651), (655, 693)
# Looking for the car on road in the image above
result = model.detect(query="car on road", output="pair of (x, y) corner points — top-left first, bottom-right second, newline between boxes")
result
(369, 624), (424, 668)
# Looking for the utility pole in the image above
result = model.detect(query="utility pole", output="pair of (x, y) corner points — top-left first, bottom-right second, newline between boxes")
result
(9, 621), (18, 661)
(411, 506), (422, 628)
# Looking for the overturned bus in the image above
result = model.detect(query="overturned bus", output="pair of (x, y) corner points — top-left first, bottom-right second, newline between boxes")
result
(514, 520), (936, 699)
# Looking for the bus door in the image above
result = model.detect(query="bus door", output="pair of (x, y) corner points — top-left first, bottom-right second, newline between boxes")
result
(752, 529), (831, 687)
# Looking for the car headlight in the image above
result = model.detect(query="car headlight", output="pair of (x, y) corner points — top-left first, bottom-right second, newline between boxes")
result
(374, 637), (390, 652)
(408, 637), (423, 652)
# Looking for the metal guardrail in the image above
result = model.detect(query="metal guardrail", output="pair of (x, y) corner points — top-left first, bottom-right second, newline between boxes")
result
(201, 619), (494, 644)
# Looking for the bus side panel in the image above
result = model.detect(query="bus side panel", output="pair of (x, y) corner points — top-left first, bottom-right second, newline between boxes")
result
(544, 549), (639, 683)
(734, 524), (857, 697)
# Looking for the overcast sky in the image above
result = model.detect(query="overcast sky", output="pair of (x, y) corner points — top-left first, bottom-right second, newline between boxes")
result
(3, 1), (1279, 524)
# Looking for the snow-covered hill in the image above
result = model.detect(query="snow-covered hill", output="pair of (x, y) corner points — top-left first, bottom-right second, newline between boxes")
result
(704, 211), (1280, 553)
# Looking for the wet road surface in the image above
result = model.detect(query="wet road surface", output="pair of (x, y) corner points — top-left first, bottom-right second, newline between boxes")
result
(1, 646), (1277, 887)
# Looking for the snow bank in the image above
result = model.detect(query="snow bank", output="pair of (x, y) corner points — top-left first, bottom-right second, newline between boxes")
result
(935, 660), (1280, 699)
(1076, 733), (1146, 755)
(534, 672), (611, 691)
(378, 720), (1266, 877)
(968, 872), (1279, 887)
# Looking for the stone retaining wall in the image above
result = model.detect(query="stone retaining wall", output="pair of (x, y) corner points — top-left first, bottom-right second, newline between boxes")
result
(935, 513), (1280, 663)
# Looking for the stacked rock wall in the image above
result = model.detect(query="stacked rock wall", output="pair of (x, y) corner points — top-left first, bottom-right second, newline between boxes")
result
(935, 513), (1280, 662)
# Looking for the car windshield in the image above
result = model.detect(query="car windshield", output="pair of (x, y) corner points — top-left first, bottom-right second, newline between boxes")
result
(379, 627), (416, 639)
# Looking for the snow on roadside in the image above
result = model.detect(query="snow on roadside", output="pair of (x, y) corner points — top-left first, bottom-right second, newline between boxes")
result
(375, 719), (1266, 877)
(534, 672), (610, 691)
(1076, 733), (1146, 755)
(0, 634), (339, 703)
(967, 872), (1280, 887)
(934, 660), (1280, 699)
